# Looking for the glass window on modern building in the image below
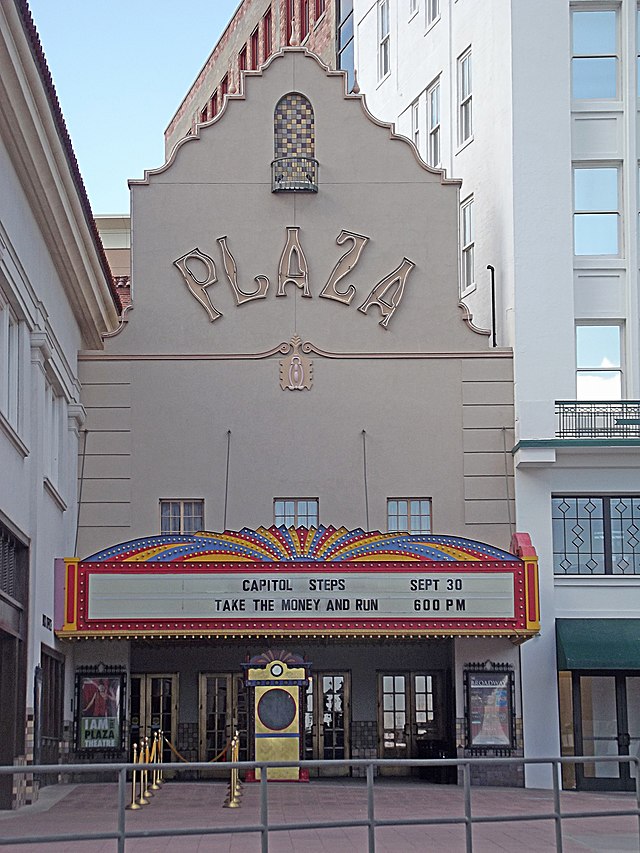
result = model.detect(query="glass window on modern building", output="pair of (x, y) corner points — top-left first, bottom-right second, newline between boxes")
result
(426, 0), (439, 27)
(160, 500), (204, 534)
(573, 166), (620, 255)
(387, 498), (432, 534)
(427, 78), (441, 167)
(571, 9), (618, 100)
(552, 496), (640, 575)
(460, 196), (474, 293)
(458, 49), (472, 145)
(379, 0), (391, 80)
(274, 498), (319, 527)
(337, 0), (355, 92)
(576, 324), (622, 400)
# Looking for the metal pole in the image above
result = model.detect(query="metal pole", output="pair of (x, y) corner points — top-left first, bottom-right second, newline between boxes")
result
(223, 429), (231, 530)
(552, 760), (563, 852)
(260, 767), (269, 853)
(117, 767), (127, 853)
(487, 264), (497, 347)
(366, 763), (376, 852)
(361, 430), (370, 529)
(463, 762), (473, 853)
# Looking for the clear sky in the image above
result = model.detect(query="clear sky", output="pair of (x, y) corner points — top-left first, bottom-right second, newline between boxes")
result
(28, 0), (241, 214)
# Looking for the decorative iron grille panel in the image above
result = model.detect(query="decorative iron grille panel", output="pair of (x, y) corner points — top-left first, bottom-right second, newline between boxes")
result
(556, 401), (640, 439)
(0, 524), (26, 602)
(553, 496), (640, 574)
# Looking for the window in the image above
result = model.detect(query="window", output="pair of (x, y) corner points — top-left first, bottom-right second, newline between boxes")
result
(337, 0), (355, 91)
(44, 379), (64, 489)
(273, 92), (317, 190)
(220, 75), (228, 102)
(387, 499), (432, 534)
(315, 0), (326, 20)
(576, 324), (622, 400)
(274, 499), (319, 528)
(285, 0), (295, 44)
(210, 90), (218, 118)
(411, 98), (420, 148)
(0, 299), (21, 430)
(300, 0), (310, 41)
(409, 0), (418, 16)
(41, 648), (64, 757)
(379, 0), (391, 80)
(571, 9), (618, 100)
(0, 522), (27, 603)
(553, 496), (640, 574)
(426, 0), (439, 26)
(460, 196), (474, 292)
(250, 28), (259, 70)
(239, 45), (247, 74)
(200, 105), (208, 123)
(573, 166), (619, 255)
(458, 49), (472, 145)
(263, 8), (273, 59)
(427, 79), (441, 167)
(160, 500), (204, 535)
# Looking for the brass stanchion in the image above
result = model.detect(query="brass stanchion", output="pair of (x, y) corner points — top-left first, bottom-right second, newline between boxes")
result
(158, 730), (164, 784)
(137, 740), (150, 806)
(150, 732), (161, 791)
(126, 743), (142, 810)
(223, 733), (241, 808)
(142, 736), (153, 799)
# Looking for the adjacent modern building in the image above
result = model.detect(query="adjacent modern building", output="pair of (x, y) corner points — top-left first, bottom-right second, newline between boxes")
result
(0, 0), (120, 808)
(348, 0), (640, 791)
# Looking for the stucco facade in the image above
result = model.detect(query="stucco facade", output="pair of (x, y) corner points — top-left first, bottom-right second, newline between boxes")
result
(61, 50), (533, 785)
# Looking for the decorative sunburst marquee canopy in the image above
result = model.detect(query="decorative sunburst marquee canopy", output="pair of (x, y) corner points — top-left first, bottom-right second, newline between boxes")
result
(56, 526), (540, 640)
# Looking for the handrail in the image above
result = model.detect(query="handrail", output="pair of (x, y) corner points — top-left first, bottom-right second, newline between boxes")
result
(0, 755), (638, 853)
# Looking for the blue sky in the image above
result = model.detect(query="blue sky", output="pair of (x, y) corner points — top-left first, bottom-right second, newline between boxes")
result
(29, 0), (240, 214)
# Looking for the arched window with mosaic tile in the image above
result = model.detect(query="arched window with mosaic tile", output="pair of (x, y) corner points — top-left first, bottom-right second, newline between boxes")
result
(272, 92), (318, 192)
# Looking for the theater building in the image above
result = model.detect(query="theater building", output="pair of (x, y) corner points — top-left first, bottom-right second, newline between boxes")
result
(56, 49), (539, 784)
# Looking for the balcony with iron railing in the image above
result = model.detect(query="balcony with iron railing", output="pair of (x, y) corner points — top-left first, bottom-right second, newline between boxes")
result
(271, 156), (318, 192)
(556, 400), (640, 439)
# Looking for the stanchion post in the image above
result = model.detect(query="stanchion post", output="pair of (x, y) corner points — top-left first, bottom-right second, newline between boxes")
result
(143, 736), (153, 799)
(159, 730), (164, 784)
(126, 743), (142, 810)
(150, 732), (160, 791)
(137, 741), (150, 806)
(223, 734), (241, 808)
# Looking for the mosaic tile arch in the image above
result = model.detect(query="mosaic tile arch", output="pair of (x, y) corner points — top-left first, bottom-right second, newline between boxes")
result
(272, 92), (318, 192)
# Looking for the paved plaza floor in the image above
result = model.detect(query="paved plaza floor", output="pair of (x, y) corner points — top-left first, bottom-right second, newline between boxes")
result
(0, 778), (638, 852)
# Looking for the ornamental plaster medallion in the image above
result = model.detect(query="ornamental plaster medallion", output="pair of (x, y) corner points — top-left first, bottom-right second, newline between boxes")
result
(280, 335), (313, 390)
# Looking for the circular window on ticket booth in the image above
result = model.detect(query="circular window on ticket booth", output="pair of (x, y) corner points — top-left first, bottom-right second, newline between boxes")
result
(257, 688), (296, 731)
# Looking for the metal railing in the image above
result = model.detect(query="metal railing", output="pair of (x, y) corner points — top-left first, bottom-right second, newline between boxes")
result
(271, 156), (318, 191)
(556, 400), (640, 438)
(0, 755), (638, 852)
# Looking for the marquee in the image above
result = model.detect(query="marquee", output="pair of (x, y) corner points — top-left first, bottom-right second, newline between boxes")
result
(56, 526), (539, 640)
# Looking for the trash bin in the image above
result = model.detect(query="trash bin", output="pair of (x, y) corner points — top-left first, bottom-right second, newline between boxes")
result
(416, 739), (455, 783)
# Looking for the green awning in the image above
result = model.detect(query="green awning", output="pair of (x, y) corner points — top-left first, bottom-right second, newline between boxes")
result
(556, 619), (640, 670)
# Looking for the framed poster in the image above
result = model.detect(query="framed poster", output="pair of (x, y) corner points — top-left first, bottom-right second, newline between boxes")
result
(75, 668), (125, 751)
(464, 664), (514, 749)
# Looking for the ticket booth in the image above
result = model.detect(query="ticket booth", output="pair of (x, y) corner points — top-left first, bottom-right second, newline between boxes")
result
(243, 650), (311, 781)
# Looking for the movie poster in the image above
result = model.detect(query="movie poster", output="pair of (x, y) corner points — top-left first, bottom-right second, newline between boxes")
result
(467, 672), (512, 747)
(77, 675), (122, 749)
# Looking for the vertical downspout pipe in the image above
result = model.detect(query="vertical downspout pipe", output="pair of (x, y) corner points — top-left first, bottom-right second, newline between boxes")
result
(487, 264), (497, 348)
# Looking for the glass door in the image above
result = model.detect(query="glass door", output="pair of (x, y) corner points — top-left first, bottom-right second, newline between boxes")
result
(378, 671), (448, 777)
(199, 673), (249, 776)
(304, 672), (350, 776)
(129, 674), (178, 765)
(574, 673), (636, 791)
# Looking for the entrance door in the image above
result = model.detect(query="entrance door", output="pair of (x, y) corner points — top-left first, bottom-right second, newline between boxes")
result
(378, 672), (449, 776)
(304, 672), (350, 776)
(129, 674), (178, 764)
(574, 673), (639, 791)
(199, 673), (249, 776)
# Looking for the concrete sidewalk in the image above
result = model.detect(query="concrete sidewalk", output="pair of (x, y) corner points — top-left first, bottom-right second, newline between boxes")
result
(0, 779), (638, 852)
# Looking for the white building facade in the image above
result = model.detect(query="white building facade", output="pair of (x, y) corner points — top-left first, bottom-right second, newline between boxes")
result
(0, 0), (119, 808)
(351, 0), (640, 790)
